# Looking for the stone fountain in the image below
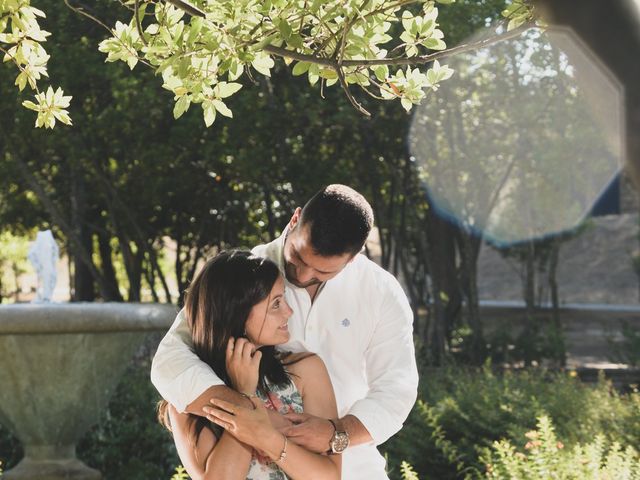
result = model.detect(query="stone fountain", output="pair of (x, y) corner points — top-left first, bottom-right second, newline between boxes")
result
(0, 232), (175, 479)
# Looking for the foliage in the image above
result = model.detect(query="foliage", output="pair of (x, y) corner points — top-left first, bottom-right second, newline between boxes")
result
(401, 460), (421, 480)
(0, 0), (70, 127)
(3, 359), (637, 480)
(0, 424), (20, 472)
(75, 359), (181, 480)
(170, 465), (191, 480)
(0, 356), (180, 478)
(382, 367), (640, 480)
(1, 0), (539, 127)
(609, 321), (640, 368)
(1, 0), (533, 361)
(633, 214), (640, 302)
(0, 230), (32, 302)
(450, 319), (566, 367)
(484, 415), (640, 480)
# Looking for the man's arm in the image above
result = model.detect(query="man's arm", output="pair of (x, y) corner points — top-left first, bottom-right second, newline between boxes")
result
(347, 274), (419, 445)
(151, 310), (292, 427)
(150, 309), (226, 412)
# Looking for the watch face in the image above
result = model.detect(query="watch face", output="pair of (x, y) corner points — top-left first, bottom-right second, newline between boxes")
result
(332, 432), (350, 453)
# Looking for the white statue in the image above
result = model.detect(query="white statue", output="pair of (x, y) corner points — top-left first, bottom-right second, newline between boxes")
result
(28, 230), (59, 303)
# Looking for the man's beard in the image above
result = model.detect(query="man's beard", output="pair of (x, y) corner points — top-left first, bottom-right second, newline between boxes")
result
(284, 261), (322, 288)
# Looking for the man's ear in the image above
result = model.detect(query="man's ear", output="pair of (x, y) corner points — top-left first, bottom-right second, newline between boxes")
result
(288, 207), (302, 229)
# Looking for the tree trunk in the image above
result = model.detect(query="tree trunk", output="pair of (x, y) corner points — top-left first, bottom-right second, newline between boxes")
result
(73, 229), (96, 302)
(70, 162), (96, 302)
(458, 231), (484, 364)
(425, 207), (462, 361)
(97, 232), (124, 302)
(522, 241), (536, 366)
(144, 258), (160, 303)
(547, 238), (566, 366)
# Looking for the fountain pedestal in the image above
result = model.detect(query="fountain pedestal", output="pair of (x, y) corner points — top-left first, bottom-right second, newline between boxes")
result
(0, 303), (175, 480)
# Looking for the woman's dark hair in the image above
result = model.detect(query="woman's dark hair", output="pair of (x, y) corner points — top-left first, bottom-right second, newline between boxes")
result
(186, 250), (290, 391)
(158, 250), (291, 440)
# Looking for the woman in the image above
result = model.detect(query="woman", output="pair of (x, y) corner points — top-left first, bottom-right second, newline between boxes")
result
(158, 250), (341, 480)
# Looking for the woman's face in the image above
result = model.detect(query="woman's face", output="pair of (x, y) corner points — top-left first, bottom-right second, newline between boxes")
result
(245, 275), (293, 347)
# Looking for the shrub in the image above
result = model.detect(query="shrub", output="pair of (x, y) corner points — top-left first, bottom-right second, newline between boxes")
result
(382, 367), (640, 480)
(609, 321), (640, 367)
(483, 415), (640, 479)
(76, 359), (181, 480)
(170, 465), (191, 480)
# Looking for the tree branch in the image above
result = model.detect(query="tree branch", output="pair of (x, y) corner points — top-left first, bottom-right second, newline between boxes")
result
(336, 66), (371, 116)
(165, 0), (206, 18)
(64, 0), (154, 68)
(134, 0), (148, 46)
(264, 22), (538, 68)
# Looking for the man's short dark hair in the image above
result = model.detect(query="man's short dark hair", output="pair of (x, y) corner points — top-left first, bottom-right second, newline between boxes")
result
(299, 184), (374, 257)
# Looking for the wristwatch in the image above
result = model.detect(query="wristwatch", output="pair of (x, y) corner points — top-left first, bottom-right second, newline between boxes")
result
(328, 419), (350, 454)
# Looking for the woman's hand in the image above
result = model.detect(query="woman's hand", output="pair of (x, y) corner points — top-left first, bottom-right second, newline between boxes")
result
(204, 398), (284, 459)
(226, 337), (262, 395)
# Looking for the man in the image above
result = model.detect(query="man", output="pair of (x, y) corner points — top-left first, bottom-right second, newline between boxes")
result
(151, 185), (419, 479)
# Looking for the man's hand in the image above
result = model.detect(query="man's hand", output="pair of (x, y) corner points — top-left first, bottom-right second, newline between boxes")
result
(282, 412), (334, 454)
(268, 408), (294, 431)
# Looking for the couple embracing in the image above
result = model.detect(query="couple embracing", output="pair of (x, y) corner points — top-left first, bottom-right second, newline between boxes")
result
(152, 185), (419, 479)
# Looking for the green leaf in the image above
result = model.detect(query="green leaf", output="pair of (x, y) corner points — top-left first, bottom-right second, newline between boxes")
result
(401, 11), (413, 32)
(173, 95), (190, 119)
(203, 101), (216, 127)
(187, 17), (204, 44)
(21, 100), (38, 111)
(212, 99), (232, 118)
(276, 18), (292, 41)
(251, 53), (274, 77)
(287, 33), (304, 49)
(126, 54), (138, 70)
(373, 65), (388, 82)
(292, 61), (310, 76)
(422, 37), (446, 50)
(214, 82), (242, 98)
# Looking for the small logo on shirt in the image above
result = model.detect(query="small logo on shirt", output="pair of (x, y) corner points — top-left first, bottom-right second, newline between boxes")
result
(341, 318), (351, 327)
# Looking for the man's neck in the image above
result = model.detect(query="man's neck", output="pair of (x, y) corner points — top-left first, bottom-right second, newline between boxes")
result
(306, 283), (322, 303)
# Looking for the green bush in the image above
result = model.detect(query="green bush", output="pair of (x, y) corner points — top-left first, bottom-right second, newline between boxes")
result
(483, 415), (640, 479)
(0, 356), (184, 479)
(0, 419), (22, 470)
(76, 359), (181, 480)
(609, 321), (640, 367)
(170, 465), (191, 479)
(382, 367), (640, 480)
(3, 360), (638, 480)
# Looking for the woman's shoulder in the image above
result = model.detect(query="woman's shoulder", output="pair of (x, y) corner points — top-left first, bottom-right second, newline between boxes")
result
(282, 352), (329, 381)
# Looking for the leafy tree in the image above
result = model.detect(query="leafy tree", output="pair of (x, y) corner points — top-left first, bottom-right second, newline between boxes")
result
(1, 0), (537, 127)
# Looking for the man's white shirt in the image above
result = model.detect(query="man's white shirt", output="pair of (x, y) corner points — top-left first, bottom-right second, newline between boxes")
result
(151, 233), (419, 479)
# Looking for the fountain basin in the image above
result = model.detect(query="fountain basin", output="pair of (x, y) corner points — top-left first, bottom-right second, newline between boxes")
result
(0, 303), (175, 480)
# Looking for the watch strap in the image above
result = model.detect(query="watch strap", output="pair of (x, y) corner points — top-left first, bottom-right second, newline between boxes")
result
(328, 418), (349, 454)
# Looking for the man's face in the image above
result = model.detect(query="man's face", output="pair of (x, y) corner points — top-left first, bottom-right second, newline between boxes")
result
(283, 210), (353, 288)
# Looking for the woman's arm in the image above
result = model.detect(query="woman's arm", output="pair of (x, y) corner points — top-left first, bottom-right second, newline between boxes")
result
(279, 354), (342, 480)
(205, 354), (342, 480)
(168, 338), (263, 480)
(168, 405), (253, 480)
